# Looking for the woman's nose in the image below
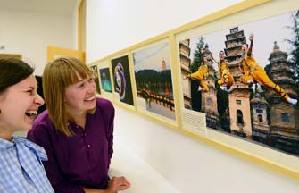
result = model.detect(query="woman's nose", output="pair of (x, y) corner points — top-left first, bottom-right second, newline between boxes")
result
(88, 80), (96, 93)
(35, 95), (45, 106)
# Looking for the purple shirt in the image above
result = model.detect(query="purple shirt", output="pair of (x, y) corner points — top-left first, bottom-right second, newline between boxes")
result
(27, 98), (114, 193)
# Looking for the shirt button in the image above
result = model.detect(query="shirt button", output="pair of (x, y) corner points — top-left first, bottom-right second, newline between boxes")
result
(87, 145), (91, 148)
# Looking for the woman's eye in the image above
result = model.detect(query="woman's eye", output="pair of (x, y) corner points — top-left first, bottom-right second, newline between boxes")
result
(79, 83), (85, 88)
(26, 90), (34, 95)
(88, 78), (95, 82)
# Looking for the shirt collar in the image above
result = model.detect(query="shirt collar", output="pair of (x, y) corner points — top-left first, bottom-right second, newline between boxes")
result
(0, 137), (14, 149)
(0, 136), (47, 161)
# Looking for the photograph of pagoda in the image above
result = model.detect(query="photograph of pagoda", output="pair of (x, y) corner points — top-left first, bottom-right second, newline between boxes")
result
(133, 40), (176, 120)
(179, 10), (299, 155)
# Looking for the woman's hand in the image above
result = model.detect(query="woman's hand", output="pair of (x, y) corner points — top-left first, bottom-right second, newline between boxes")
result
(107, 176), (131, 193)
(83, 176), (130, 193)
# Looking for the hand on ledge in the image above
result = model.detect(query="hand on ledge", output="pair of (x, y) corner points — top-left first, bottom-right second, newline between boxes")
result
(108, 176), (131, 193)
(83, 176), (130, 193)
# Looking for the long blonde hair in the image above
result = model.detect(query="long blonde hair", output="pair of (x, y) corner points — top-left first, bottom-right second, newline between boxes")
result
(43, 57), (93, 136)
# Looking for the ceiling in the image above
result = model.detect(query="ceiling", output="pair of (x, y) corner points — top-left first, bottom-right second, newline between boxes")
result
(0, 0), (79, 16)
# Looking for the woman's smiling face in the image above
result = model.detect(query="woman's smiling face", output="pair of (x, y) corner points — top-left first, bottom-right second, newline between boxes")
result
(0, 74), (44, 134)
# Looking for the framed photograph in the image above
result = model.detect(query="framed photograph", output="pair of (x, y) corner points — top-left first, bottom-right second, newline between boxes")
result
(97, 60), (113, 100)
(89, 64), (101, 95)
(100, 68), (112, 93)
(132, 39), (177, 123)
(175, 0), (299, 175)
(111, 55), (134, 107)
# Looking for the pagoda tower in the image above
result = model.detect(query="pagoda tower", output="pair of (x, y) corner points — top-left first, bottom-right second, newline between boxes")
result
(179, 39), (192, 109)
(264, 42), (299, 154)
(224, 27), (252, 137)
(251, 92), (270, 143)
(161, 58), (167, 71)
(201, 44), (219, 129)
(161, 58), (170, 96)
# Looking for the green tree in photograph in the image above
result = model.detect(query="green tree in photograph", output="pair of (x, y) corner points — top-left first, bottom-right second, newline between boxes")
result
(286, 10), (299, 84)
(190, 37), (204, 72)
(189, 37), (205, 112)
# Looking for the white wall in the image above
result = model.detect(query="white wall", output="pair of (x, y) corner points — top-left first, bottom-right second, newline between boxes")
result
(86, 0), (245, 62)
(0, 11), (74, 75)
(113, 107), (299, 193)
(86, 0), (299, 193)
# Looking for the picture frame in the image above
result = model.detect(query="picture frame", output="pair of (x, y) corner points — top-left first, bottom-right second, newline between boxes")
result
(89, 63), (101, 95)
(174, 0), (299, 178)
(111, 53), (136, 111)
(131, 38), (179, 127)
(97, 59), (114, 100)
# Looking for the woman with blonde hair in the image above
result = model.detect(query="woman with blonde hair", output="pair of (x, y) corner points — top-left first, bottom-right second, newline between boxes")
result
(27, 57), (130, 193)
(0, 58), (53, 193)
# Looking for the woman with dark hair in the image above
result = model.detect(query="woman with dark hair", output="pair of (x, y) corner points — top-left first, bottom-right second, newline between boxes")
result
(0, 58), (54, 193)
